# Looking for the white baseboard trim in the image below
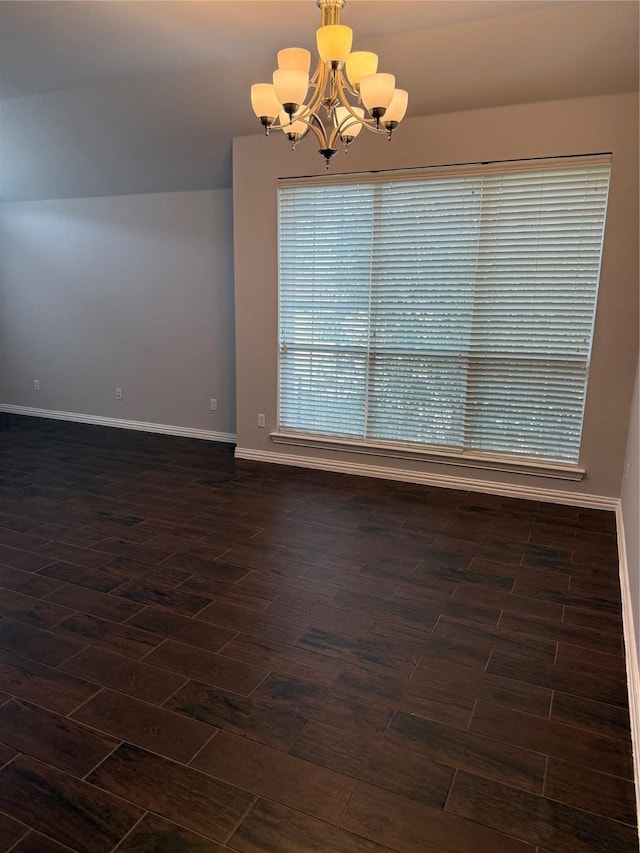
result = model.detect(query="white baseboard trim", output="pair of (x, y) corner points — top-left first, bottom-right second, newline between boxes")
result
(616, 502), (640, 837)
(0, 404), (236, 444)
(234, 447), (618, 510)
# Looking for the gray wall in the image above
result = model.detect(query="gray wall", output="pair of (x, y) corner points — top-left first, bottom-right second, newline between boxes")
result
(233, 93), (639, 499)
(0, 188), (236, 435)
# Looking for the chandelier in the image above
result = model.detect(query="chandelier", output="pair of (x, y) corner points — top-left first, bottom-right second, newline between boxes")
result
(250, 0), (408, 168)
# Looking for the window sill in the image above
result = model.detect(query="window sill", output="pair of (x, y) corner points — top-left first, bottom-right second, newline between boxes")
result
(270, 432), (585, 481)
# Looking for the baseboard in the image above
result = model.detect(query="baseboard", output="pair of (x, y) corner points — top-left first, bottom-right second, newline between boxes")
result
(234, 447), (618, 510)
(616, 502), (640, 836)
(0, 404), (236, 444)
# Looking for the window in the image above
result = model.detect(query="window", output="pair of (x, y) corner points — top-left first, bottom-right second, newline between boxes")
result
(277, 156), (611, 468)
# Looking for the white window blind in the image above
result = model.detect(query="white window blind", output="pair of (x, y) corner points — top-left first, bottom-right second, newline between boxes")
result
(277, 157), (611, 465)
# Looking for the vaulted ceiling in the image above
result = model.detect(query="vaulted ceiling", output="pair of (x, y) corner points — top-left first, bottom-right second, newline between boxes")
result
(1, 0), (638, 201)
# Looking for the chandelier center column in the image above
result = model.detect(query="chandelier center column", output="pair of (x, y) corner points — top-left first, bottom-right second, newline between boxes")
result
(317, 0), (346, 26)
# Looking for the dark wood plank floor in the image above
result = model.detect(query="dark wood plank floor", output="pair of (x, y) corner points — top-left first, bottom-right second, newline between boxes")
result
(0, 413), (636, 853)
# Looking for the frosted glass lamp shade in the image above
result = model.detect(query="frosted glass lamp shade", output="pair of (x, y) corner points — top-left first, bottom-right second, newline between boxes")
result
(316, 25), (353, 63)
(345, 52), (378, 87)
(384, 89), (409, 124)
(273, 69), (309, 107)
(335, 106), (364, 139)
(278, 48), (311, 73)
(251, 83), (281, 119)
(359, 73), (396, 112)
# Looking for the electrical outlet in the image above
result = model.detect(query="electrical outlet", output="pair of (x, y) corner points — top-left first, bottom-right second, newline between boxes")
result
(257, 413), (266, 428)
(115, 388), (123, 401)
(33, 380), (40, 391)
(210, 398), (218, 411)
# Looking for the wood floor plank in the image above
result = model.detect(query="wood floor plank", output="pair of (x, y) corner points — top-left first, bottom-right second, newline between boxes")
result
(412, 656), (552, 717)
(71, 688), (213, 763)
(229, 798), (393, 853)
(101, 556), (168, 580)
(446, 770), (638, 853)
(191, 730), (356, 823)
(340, 782), (534, 853)
(44, 583), (144, 622)
(0, 698), (118, 776)
(52, 614), (162, 659)
(87, 742), (254, 843)
(550, 691), (632, 742)
(0, 810), (29, 852)
(384, 710), (546, 793)
(10, 831), (77, 852)
(299, 563), (399, 598)
(487, 649), (629, 708)
(196, 601), (308, 644)
(115, 814), (226, 852)
(295, 626), (420, 677)
(431, 616), (557, 665)
(33, 541), (114, 569)
(165, 680), (307, 750)
(160, 553), (245, 582)
(498, 611), (623, 655)
(563, 604), (624, 633)
(0, 755), (143, 853)
(178, 574), (274, 611)
(0, 743), (17, 769)
(0, 617), (85, 666)
(60, 646), (187, 703)
(366, 618), (483, 666)
(254, 673), (393, 739)
(0, 653), (99, 714)
(412, 556), (517, 590)
(0, 565), (63, 598)
(37, 561), (131, 593)
(469, 700), (633, 779)
(452, 583), (564, 621)
(0, 545), (54, 573)
(89, 538), (175, 565)
(143, 639), (269, 696)
(332, 589), (444, 629)
(218, 632), (344, 687)
(12, 831), (76, 853)
(333, 664), (475, 729)
(113, 580), (212, 616)
(0, 589), (73, 630)
(544, 756), (637, 825)
(555, 642), (627, 681)
(291, 719), (454, 807)
(266, 594), (378, 637)
(126, 606), (237, 653)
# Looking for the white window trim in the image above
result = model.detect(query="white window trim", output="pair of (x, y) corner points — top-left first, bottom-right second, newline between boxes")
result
(270, 430), (585, 481)
(278, 153), (613, 189)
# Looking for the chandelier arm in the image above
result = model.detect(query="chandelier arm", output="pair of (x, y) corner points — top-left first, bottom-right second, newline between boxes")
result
(295, 60), (329, 122)
(334, 73), (385, 136)
(335, 71), (359, 101)
(309, 63), (321, 87)
(268, 112), (327, 149)
(301, 113), (331, 149)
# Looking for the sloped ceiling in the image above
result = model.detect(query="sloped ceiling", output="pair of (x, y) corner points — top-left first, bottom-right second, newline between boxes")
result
(0, 0), (638, 201)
